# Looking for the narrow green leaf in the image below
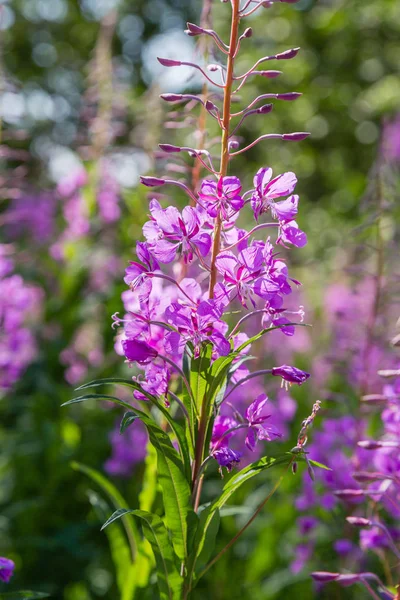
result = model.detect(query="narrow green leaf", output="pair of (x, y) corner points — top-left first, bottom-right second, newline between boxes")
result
(103, 509), (183, 600)
(194, 507), (220, 569)
(62, 393), (134, 411)
(190, 343), (213, 413)
(137, 411), (197, 561)
(187, 454), (290, 582)
(0, 593), (50, 600)
(88, 491), (132, 596)
(71, 462), (140, 556)
(308, 459), (332, 471)
(120, 411), (138, 434)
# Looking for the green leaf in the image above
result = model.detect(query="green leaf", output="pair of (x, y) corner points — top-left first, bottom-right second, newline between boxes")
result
(190, 343), (213, 414)
(120, 411), (139, 434)
(75, 377), (158, 401)
(69, 383), (192, 474)
(194, 507), (220, 569)
(308, 459), (332, 471)
(102, 509), (183, 600)
(62, 393), (134, 411)
(0, 593), (50, 600)
(136, 411), (197, 561)
(71, 462), (140, 556)
(187, 454), (290, 584)
(88, 491), (133, 597)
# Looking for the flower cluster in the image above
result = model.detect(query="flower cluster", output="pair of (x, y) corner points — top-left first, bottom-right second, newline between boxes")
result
(0, 245), (43, 391)
(114, 156), (310, 470)
(311, 362), (400, 599)
(0, 557), (14, 583)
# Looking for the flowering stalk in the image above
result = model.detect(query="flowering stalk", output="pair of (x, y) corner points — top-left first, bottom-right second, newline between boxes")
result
(67, 0), (318, 597)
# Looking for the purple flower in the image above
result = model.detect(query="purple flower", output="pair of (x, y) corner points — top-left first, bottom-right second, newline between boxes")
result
(245, 394), (281, 451)
(124, 242), (159, 301)
(278, 220), (307, 248)
(0, 557), (15, 583)
(105, 418), (148, 477)
(143, 200), (211, 263)
(212, 446), (242, 472)
(199, 176), (244, 220)
(122, 339), (158, 364)
(165, 300), (230, 358)
(272, 365), (310, 385)
(251, 167), (297, 221)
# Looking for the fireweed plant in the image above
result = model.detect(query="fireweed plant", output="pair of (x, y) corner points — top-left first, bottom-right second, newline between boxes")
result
(66, 1), (325, 598)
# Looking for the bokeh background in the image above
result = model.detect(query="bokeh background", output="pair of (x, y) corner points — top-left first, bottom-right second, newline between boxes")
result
(1, 0), (400, 598)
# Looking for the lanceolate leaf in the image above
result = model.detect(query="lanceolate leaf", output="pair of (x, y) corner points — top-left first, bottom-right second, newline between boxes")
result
(187, 454), (290, 583)
(102, 509), (183, 600)
(137, 411), (197, 561)
(69, 381), (193, 474)
(120, 411), (139, 434)
(88, 491), (133, 597)
(71, 462), (141, 556)
(190, 343), (213, 414)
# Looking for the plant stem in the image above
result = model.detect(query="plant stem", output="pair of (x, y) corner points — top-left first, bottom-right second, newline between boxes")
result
(190, 0), (242, 517)
(208, 0), (241, 299)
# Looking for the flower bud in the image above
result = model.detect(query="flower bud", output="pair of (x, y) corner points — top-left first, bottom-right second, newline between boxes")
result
(292, 461), (298, 474)
(160, 93), (183, 102)
(185, 22), (204, 36)
(358, 440), (400, 449)
(157, 57), (182, 67)
(259, 70), (282, 78)
(243, 27), (253, 38)
(158, 144), (182, 153)
(272, 365), (311, 384)
(277, 92), (302, 101)
(205, 100), (218, 113)
(257, 103), (273, 114)
(311, 572), (340, 583)
(140, 176), (166, 187)
(352, 471), (384, 483)
(346, 516), (371, 527)
(276, 47), (300, 60)
(282, 132), (310, 141)
(334, 489), (364, 501)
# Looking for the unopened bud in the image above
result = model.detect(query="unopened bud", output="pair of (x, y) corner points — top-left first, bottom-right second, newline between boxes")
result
(311, 572), (339, 583)
(140, 176), (166, 187)
(276, 47), (300, 60)
(158, 144), (181, 153)
(160, 93), (183, 102)
(346, 516), (371, 527)
(257, 103), (273, 114)
(292, 461), (298, 474)
(282, 132), (310, 141)
(334, 489), (364, 501)
(277, 92), (302, 101)
(157, 57), (181, 67)
(243, 27), (253, 38)
(307, 464), (315, 481)
(358, 440), (400, 450)
(185, 22), (204, 36)
(259, 70), (282, 78)
(352, 471), (384, 483)
(205, 100), (218, 112)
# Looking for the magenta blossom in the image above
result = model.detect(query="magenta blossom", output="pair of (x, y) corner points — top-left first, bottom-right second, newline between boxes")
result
(199, 176), (244, 221)
(245, 394), (282, 451)
(165, 300), (230, 358)
(212, 446), (242, 472)
(124, 242), (160, 301)
(122, 339), (158, 364)
(251, 167), (297, 221)
(272, 365), (310, 385)
(0, 557), (15, 583)
(278, 220), (307, 248)
(143, 200), (211, 263)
